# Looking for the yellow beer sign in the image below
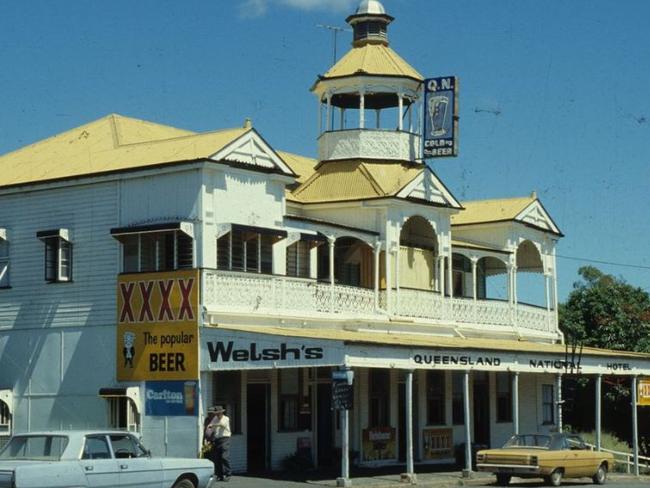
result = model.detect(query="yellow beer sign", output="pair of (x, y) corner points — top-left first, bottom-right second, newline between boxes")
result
(117, 269), (199, 381)
(639, 378), (650, 406)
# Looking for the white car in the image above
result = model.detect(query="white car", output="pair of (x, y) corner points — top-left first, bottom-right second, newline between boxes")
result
(0, 431), (215, 488)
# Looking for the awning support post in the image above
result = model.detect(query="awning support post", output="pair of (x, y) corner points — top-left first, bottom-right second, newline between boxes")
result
(512, 372), (520, 435)
(595, 374), (602, 451)
(556, 373), (563, 433)
(632, 375), (639, 476)
(463, 370), (472, 478)
(400, 369), (416, 484)
(337, 408), (351, 487)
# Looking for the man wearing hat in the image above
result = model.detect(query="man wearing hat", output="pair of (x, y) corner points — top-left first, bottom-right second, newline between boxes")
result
(204, 405), (231, 481)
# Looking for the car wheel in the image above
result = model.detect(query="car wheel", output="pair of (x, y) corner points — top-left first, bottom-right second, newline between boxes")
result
(548, 469), (563, 487)
(496, 473), (512, 486)
(172, 478), (196, 488)
(592, 463), (607, 485)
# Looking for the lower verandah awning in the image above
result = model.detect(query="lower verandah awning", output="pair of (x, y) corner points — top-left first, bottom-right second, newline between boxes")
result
(200, 324), (650, 376)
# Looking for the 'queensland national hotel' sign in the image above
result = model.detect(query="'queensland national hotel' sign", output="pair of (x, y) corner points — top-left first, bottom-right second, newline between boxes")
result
(117, 269), (200, 381)
(423, 76), (458, 159)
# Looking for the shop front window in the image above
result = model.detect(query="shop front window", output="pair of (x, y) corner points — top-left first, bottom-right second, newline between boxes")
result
(213, 371), (242, 434)
(369, 369), (390, 427)
(496, 373), (513, 423)
(278, 369), (311, 432)
(542, 384), (554, 425)
(451, 372), (464, 425)
(427, 371), (446, 425)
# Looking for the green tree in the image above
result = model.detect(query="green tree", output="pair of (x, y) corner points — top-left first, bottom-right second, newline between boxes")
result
(559, 266), (650, 454)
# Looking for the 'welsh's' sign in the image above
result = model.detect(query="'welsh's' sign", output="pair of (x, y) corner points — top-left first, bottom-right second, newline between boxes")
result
(117, 269), (199, 381)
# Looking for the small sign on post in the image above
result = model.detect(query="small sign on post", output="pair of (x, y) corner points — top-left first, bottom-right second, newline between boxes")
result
(423, 76), (459, 159)
(332, 369), (354, 410)
(638, 378), (650, 406)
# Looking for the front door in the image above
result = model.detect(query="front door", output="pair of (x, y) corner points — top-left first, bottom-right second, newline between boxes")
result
(316, 383), (334, 467)
(247, 383), (270, 472)
(473, 372), (490, 447)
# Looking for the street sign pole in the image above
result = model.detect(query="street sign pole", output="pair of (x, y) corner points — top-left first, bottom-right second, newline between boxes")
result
(334, 368), (353, 488)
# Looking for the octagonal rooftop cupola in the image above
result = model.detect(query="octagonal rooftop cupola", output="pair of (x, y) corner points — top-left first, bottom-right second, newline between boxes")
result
(312, 0), (424, 163)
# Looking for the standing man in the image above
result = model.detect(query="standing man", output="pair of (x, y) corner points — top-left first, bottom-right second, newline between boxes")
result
(204, 405), (231, 482)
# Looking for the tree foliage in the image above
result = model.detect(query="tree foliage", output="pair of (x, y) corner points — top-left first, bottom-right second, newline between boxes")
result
(559, 266), (650, 352)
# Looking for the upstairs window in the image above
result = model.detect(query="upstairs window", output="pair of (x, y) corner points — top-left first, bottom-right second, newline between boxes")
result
(111, 223), (194, 273)
(0, 230), (8, 288)
(286, 240), (310, 278)
(37, 229), (72, 283)
(217, 224), (285, 275)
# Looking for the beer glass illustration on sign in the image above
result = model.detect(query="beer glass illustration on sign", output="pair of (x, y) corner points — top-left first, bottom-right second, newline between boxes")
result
(428, 95), (449, 137)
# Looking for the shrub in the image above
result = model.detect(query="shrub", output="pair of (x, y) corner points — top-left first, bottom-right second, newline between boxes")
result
(575, 430), (633, 473)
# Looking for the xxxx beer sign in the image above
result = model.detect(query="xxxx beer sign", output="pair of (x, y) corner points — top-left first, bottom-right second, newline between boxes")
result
(639, 378), (650, 407)
(117, 269), (199, 382)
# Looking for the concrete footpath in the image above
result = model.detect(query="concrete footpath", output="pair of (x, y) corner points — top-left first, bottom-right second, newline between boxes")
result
(211, 470), (650, 487)
(211, 471), (650, 488)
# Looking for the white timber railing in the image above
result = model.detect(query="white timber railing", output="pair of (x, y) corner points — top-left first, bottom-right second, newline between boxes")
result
(318, 129), (421, 162)
(202, 270), (556, 334)
(584, 442), (650, 474)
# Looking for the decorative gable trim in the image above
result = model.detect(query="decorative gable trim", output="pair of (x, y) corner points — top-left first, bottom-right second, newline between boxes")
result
(396, 168), (462, 209)
(515, 200), (562, 236)
(209, 129), (296, 177)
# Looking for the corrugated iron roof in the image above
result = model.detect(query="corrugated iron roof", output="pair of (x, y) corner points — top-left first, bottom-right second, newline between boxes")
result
(291, 160), (423, 203)
(451, 196), (536, 226)
(276, 151), (318, 184)
(0, 114), (248, 188)
(319, 43), (423, 82)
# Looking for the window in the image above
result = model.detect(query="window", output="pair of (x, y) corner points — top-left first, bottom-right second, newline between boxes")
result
(286, 241), (310, 278)
(108, 397), (140, 432)
(0, 235), (8, 288)
(451, 372), (464, 425)
(278, 369), (310, 431)
(82, 435), (112, 460)
(212, 371), (242, 434)
(427, 371), (446, 425)
(0, 400), (10, 450)
(542, 384), (554, 425)
(37, 230), (72, 283)
(109, 434), (147, 458)
(217, 230), (273, 274)
(120, 231), (193, 273)
(496, 373), (513, 423)
(369, 369), (390, 427)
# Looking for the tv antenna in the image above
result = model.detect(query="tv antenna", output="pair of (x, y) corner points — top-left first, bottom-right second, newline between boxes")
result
(317, 24), (352, 65)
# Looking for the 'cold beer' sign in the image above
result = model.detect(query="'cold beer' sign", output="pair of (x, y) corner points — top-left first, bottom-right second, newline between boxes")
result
(117, 269), (199, 381)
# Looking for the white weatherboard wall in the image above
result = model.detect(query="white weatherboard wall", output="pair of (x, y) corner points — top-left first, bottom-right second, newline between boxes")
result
(0, 182), (120, 431)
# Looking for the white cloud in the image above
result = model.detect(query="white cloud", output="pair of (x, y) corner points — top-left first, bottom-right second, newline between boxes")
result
(239, 0), (358, 18)
(277, 0), (357, 12)
(239, 0), (269, 19)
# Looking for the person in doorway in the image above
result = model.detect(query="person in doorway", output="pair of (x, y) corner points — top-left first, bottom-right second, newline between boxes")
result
(204, 405), (232, 482)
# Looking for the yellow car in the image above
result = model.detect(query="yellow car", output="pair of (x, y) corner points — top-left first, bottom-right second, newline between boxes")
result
(476, 433), (614, 486)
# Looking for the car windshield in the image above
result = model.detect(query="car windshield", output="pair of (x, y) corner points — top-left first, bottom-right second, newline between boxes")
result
(0, 435), (69, 461)
(503, 434), (552, 449)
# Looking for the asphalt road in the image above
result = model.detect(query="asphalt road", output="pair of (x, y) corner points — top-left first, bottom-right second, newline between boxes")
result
(210, 476), (650, 488)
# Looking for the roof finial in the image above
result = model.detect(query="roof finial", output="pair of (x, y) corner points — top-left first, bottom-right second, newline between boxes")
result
(531, 190), (537, 199)
(243, 118), (252, 129)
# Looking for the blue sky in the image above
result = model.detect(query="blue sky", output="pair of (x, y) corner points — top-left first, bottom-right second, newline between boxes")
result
(1, 0), (649, 300)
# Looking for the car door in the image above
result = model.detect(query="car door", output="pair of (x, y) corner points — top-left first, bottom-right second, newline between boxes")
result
(80, 435), (120, 488)
(110, 433), (162, 488)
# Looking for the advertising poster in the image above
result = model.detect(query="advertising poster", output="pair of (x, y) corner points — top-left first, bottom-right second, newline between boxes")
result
(145, 380), (198, 416)
(423, 428), (453, 460)
(423, 76), (458, 158)
(362, 427), (396, 462)
(639, 378), (650, 406)
(117, 269), (200, 381)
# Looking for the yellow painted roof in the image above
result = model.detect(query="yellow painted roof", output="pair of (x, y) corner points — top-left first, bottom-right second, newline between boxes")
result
(451, 239), (511, 254)
(291, 160), (422, 203)
(214, 324), (650, 359)
(0, 114), (248, 188)
(451, 196), (536, 226)
(320, 43), (423, 81)
(276, 151), (318, 184)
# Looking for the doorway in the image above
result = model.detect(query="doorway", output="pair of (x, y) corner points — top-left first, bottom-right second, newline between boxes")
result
(473, 372), (490, 447)
(316, 383), (334, 467)
(247, 383), (270, 472)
